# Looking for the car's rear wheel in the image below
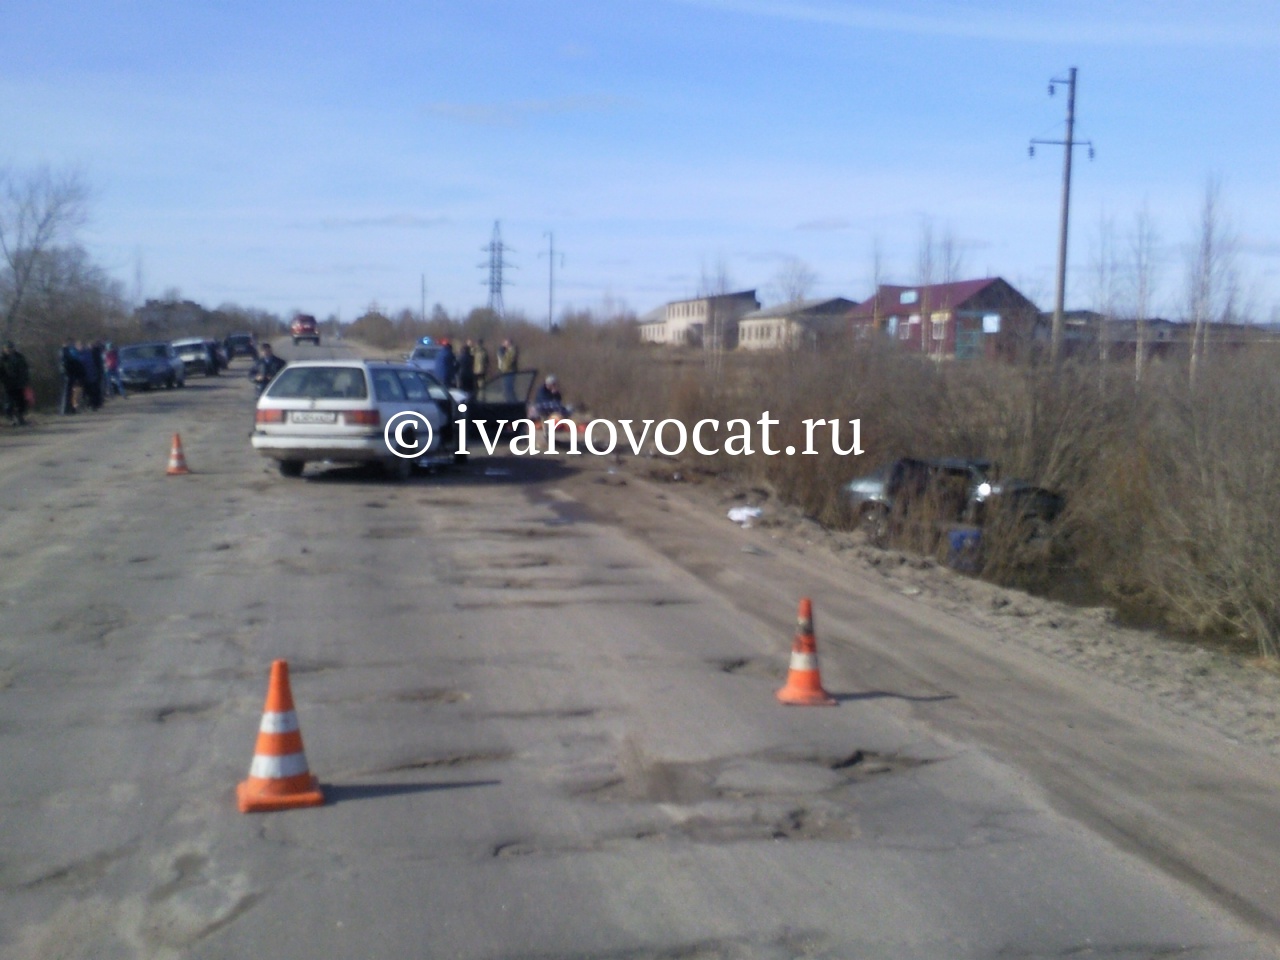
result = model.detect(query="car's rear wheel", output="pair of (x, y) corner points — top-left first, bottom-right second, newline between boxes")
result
(278, 460), (305, 478)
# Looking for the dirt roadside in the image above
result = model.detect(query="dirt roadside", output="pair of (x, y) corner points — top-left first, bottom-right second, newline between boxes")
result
(560, 451), (1280, 756)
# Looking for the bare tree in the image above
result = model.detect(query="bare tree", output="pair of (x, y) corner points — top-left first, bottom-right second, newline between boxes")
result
(0, 166), (89, 340)
(915, 218), (963, 359)
(1090, 209), (1120, 379)
(769, 257), (818, 305)
(1186, 176), (1237, 387)
(1129, 202), (1160, 386)
(698, 258), (734, 382)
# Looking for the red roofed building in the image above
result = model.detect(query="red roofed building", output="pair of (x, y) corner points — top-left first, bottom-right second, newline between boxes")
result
(847, 278), (1042, 361)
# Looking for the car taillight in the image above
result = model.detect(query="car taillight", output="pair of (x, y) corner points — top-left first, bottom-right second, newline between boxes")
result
(255, 409), (285, 424)
(343, 410), (380, 426)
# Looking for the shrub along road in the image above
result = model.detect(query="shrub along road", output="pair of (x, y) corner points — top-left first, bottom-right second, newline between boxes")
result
(0, 354), (1278, 958)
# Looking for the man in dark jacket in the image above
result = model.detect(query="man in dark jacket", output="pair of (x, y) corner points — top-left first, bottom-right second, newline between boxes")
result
(433, 340), (458, 389)
(59, 338), (84, 414)
(249, 342), (286, 394)
(457, 342), (476, 394)
(0, 341), (31, 425)
(533, 374), (570, 419)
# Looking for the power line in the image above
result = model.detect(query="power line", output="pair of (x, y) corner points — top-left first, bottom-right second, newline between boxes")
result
(480, 220), (514, 316)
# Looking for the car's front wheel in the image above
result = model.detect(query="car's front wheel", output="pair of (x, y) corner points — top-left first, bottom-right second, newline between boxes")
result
(278, 460), (305, 478)
(859, 504), (890, 548)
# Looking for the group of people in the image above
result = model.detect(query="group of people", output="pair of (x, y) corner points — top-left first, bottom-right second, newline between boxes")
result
(431, 337), (520, 395)
(58, 338), (127, 415)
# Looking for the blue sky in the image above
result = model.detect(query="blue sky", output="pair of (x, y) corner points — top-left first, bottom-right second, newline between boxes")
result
(3, 1), (1279, 323)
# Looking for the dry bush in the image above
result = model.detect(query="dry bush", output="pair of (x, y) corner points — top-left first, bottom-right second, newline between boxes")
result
(509, 326), (1280, 658)
(1134, 354), (1280, 657)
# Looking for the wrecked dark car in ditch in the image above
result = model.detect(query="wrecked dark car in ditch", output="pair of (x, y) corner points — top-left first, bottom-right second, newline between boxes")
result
(844, 457), (1064, 550)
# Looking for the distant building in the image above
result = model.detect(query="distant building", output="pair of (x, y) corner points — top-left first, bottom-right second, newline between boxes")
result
(638, 290), (761, 348)
(738, 297), (858, 351)
(848, 278), (1041, 361)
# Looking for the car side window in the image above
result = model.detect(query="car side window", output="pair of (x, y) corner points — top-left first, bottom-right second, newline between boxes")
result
(416, 372), (451, 403)
(373, 370), (406, 402)
(395, 371), (431, 402)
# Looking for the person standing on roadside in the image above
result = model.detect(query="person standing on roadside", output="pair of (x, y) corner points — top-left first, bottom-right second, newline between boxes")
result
(0, 341), (31, 425)
(473, 337), (489, 391)
(497, 337), (518, 374)
(59, 337), (84, 414)
(497, 337), (519, 402)
(105, 342), (126, 398)
(433, 340), (457, 389)
(457, 341), (476, 395)
(81, 341), (103, 411)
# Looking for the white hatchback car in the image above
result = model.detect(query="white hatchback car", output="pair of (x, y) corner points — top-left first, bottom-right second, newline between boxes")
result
(251, 359), (458, 479)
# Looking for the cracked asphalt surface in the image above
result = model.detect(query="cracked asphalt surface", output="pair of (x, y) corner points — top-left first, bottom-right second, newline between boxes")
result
(1, 343), (1278, 959)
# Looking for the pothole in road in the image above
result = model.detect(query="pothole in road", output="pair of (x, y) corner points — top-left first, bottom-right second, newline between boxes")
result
(378, 749), (514, 774)
(47, 603), (130, 647)
(475, 525), (585, 540)
(572, 746), (936, 807)
(149, 701), (222, 724)
(461, 553), (559, 571)
(710, 656), (786, 680)
(389, 688), (469, 704)
(482, 707), (599, 721)
(364, 526), (425, 540)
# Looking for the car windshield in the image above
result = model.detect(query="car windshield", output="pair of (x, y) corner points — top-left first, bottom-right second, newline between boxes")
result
(267, 367), (367, 400)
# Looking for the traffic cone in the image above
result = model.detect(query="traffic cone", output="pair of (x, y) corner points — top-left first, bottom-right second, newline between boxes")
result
(776, 597), (837, 706)
(166, 433), (190, 475)
(237, 660), (324, 813)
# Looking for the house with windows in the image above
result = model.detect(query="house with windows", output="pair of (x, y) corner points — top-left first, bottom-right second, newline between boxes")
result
(737, 297), (858, 351)
(847, 278), (1041, 361)
(638, 290), (761, 348)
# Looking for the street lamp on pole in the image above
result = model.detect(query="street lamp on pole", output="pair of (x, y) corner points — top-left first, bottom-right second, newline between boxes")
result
(1030, 67), (1094, 366)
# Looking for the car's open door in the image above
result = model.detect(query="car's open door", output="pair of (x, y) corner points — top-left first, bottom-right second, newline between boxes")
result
(469, 369), (537, 423)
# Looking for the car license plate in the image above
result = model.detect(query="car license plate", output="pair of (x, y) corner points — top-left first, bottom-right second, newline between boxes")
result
(291, 411), (337, 424)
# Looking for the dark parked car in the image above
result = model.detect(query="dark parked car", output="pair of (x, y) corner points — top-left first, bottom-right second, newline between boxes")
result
(845, 457), (1063, 548)
(118, 342), (186, 391)
(224, 332), (258, 361)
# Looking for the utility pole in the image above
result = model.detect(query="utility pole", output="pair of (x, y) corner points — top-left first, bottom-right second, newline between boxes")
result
(1031, 67), (1093, 366)
(480, 221), (513, 317)
(420, 274), (426, 326)
(539, 232), (565, 330)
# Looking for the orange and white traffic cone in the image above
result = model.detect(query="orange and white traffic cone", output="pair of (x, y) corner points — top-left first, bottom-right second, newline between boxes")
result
(776, 597), (837, 706)
(237, 660), (324, 813)
(166, 433), (190, 476)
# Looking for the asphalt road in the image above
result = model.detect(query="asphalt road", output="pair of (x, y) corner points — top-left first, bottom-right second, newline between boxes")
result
(1, 341), (1279, 959)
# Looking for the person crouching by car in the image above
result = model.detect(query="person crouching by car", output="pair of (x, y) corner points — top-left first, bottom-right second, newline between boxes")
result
(533, 374), (570, 419)
(250, 342), (286, 395)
